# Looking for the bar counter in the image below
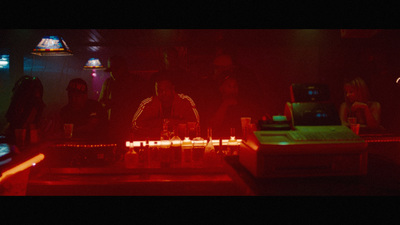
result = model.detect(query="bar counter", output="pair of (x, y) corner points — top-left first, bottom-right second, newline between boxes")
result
(2, 132), (400, 196)
(24, 138), (245, 196)
(26, 167), (241, 196)
(224, 133), (400, 195)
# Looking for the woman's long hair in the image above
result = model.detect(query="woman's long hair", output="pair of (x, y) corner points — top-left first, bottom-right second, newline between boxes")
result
(5, 76), (45, 129)
(344, 77), (370, 105)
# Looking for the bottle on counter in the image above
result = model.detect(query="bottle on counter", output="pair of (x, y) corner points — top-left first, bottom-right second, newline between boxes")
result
(227, 128), (239, 156)
(137, 142), (148, 168)
(192, 137), (205, 168)
(160, 119), (171, 140)
(170, 130), (182, 167)
(160, 120), (172, 168)
(181, 137), (193, 167)
(160, 140), (172, 168)
(150, 141), (161, 168)
(124, 148), (138, 169)
(204, 128), (218, 167)
(145, 139), (151, 168)
(192, 124), (205, 167)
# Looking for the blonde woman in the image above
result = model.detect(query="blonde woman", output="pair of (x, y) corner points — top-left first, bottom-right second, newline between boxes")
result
(339, 77), (381, 129)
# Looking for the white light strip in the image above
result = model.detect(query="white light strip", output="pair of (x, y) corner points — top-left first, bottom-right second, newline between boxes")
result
(126, 139), (242, 148)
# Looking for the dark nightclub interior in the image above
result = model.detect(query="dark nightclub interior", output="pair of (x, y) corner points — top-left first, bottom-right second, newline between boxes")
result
(2, 29), (400, 196)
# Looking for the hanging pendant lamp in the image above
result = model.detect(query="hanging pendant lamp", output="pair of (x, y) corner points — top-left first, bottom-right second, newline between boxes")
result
(83, 58), (105, 70)
(31, 36), (73, 56)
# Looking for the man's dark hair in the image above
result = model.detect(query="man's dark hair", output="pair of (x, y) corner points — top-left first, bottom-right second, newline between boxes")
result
(66, 78), (88, 94)
(151, 70), (176, 86)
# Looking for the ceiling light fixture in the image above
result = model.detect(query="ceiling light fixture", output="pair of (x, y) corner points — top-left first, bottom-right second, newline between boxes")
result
(83, 58), (105, 70)
(31, 36), (73, 56)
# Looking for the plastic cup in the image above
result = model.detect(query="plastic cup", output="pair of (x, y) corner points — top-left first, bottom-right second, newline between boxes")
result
(187, 122), (197, 138)
(350, 123), (360, 135)
(64, 124), (74, 139)
(177, 123), (187, 139)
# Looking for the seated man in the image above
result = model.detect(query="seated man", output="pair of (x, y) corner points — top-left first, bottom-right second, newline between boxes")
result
(60, 78), (108, 141)
(131, 71), (200, 139)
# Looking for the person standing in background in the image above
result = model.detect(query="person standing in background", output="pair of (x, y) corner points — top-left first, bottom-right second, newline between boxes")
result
(195, 54), (264, 137)
(99, 56), (151, 144)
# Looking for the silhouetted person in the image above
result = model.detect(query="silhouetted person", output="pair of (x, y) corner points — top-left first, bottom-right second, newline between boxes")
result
(99, 56), (151, 143)
(4, 76), (45, 145)
(131, 71), (199, 139)
(60, 78), (108, 141)
(195, 54), (264, 137)
(204, 76), (258, 138)
(339, 76), (382, 132)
